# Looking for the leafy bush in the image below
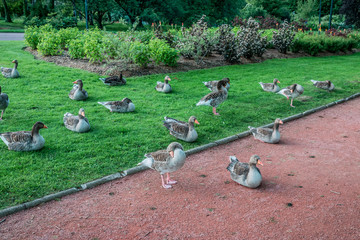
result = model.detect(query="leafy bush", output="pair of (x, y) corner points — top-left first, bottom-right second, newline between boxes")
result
(236, 18), (267, 58)
(149, 38), (179, 66)
(67, 37), (86, 59)
(24, 26), (41, 49)
(58, 28), (80, 49)
(102, 32), (122, 59)
(83, 28), (105, 63)
(130, 41), (151, 67)
(37, 31), (63, 56)
(272, 21), (295, 54)
(256, 16), (280, 29)
(215, 24), (239, 63)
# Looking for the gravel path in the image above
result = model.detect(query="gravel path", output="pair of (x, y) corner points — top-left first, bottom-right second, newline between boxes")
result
(1, 97), (359, 240)
(0, 33), (24, 41)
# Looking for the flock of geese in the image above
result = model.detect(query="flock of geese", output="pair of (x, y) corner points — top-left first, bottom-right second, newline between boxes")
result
(0, 59), (335, 189)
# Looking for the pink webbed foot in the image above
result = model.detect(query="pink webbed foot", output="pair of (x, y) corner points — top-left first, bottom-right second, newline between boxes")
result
(162, 183), (172, 189)
(166, 173), (177, 185)
(212, 107), (220, 115)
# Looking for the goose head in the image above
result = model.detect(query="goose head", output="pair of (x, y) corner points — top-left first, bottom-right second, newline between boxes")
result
(167, 142), (184, 158)
(122, 97), (132, 104)
(164, 75), (171, 83)
(273, 78), (280, 84)
(12, 59), (18, 64)
(78, 108), (86, 119)
(275, 118), (283, 125)
(189, 116), (200, 125)
(289, 84), (297, 93)
(31, 121), (48, 136)
(222, 77), (230, 85)
(216, 79), (228, 91)
(249, 155), (263, 166)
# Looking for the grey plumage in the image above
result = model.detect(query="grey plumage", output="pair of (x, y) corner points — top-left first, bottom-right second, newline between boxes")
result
(99, 72), (126, 86)
(69, 79), (88, 101)
(310, 80), (334, 91)
(155, 76), (172, 93)
(249, 118), (283, 144)
(259, 78), (280, 92)
(63, 108), (90, 133)
(98, 97), (135, 112)
(163, 116), (199, 142)
(1, 60), (20, 78)
(227, 155), (262, 188)
(277, 84), (304, 107)
(0, 86), (9, 120)
(196, 80), (228, 115)
(203, 78), (230, 91)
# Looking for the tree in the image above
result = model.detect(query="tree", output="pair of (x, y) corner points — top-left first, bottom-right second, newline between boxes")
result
(2, 0), (13, 22)
(250, 0), (291, 20)
(340, 0), (360, 28)
(297, 0), (318, 19)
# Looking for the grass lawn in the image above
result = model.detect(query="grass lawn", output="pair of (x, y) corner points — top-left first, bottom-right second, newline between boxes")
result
(0, 19), (25, 32)
(0, 41), (359, 210)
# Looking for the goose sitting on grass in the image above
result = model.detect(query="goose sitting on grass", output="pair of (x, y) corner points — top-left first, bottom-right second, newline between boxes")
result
(1, 60), (20, 78)
(0, 86), (9, 120)
(69, 79), (88, 101)
(227, 155), (263, 188)
(259, 78), (280, 92)
(203, 77), (230, 92)
(196, 79), (228, 115)
(98, 98), (135, 112)
(155, 76), (172, 93)
(248, 118), (283, 144)
(163, 116), (200, 142)
(310, 80), (334, 91)
(99, 72), (126, 86)
(63, 108), (90, 133)
(277, 84), (304, 107)
(0, 122), (48, 151)
(138, 142), (186, 189)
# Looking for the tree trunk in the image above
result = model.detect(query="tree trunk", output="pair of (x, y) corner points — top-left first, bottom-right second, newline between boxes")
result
(49, 0), (55, 11)
(2, 0), (13, 23)
(23, 0), (29, 16)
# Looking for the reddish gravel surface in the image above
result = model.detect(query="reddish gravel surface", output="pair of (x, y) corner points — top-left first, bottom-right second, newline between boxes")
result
(1, 98), (360, 240)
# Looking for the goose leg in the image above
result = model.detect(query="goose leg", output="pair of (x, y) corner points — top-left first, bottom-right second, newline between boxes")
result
(0, 110), (3, 120)
(161, 174), (172, 189)
(166, 173), (177, 185)
(290, 99), (295, 108)
(212, 107), (220, 115)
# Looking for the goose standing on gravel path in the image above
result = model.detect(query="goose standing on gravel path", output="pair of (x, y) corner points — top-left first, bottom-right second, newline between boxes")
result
(203, 77), (230, 92)
(155, 76), (172, 93)
(99, 72), (126, 86)
(63, 108), (90, 133)
(98, 98), (135, 112)
(196, 79), (228, 115)
(0, 86), (9, 120)
(163, 116), (199, 142)
(227, 155), (263, 188)
(310, 80), (334, 91)
(1, 60), (20, 78)
(138, 142), (186, 189)
(248, 118), (283, 144)
(0, 122), (48, 151)
(259, 78), (280, 92)
(69, 79), (88, 101)
(277, 84), (304, 107)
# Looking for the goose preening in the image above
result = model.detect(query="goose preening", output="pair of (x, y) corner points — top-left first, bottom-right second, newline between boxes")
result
(98, 97), (135, 112)
(203, 77), (230, 92)
(63, 108), (90, 133)
(259, 78), (280, 92)
(155, 76), (172, 93)
(0, 122), (48, 151)
(163, 116), (199, 142)
(0, 86), (9, 120)
(310, 80), (334, 91)
(138, 142), (186, 189)
(248, 118), (283, 144)
(1, 60), (20, 78)
(69, 79), (88, 101)
(196, 79), (228, 115)
(226, 155), (263, 188)
(277, 84), (304, 107)
(99, 72), (126, 86)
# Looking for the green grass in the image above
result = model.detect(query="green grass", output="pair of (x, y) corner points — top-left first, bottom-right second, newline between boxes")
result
(0, 19), (25, 32)
(0, 41), (359, 210)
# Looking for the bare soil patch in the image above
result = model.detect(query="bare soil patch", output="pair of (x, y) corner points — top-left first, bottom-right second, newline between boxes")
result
(25, 47), (359, 77)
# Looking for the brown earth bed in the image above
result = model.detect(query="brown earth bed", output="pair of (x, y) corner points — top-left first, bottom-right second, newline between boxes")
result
(1, 96), (359, 239)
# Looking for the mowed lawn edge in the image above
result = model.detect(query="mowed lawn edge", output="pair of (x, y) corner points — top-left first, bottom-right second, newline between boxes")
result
(0, 41), (359, 209)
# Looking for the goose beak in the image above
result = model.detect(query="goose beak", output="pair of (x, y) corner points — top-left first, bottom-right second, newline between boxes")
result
(277, 80), (280, 83)
(12, 60), (16, 63)
(43, 125), (48, 129)
(279, 120), (283, 124)
(195, 119), (200, 124)
(72, 81), (77, 84)
(290, 89), (293, 93)
(170, 151), (174, 158)
(257, 160), (263, 166)
(81, 112), (85, 117)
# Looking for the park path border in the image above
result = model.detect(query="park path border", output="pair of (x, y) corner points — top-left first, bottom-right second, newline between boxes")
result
(1, 92), (359, 218)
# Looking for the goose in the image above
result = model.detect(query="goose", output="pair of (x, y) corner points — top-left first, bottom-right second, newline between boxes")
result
(69, 79), (88, 101)
(0, 86), (9, 120)
(98, 98), (135, 112)
(138, 142), (186, 189)
(277, 84), (304, 107)
(99, 72), (126, 86)
(310, 80), (334, 91)
(259, 78), (280, 92)
(1, 60), (20, 78)
(155, 76), (172, 93)
(163, 116), (200, 142)
(196, 79), (228, 115)
(227, 155), (263, 188)
(63, 108), (90, 133)
(0, 122), (48, 151)
(248, 118), (283, 144)
(203, 77), (230, 92)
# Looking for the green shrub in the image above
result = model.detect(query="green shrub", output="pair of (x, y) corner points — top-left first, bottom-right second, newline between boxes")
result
(37, 31), (63, 56)
(24, 26), (41, 49)
(272, 21), (295, 54)
(102, 32), (122, 59)
(215, 24), (240, 63)
(58, 28), (80, 49)
(130, 41), (151, 67)
(149, 38), (179, 66)
(83, 28), (105, 63)
(67, 36), (86, 59)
